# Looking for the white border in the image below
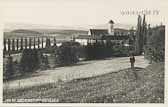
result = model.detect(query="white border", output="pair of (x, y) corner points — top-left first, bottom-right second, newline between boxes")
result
(0, 0), (167, 106)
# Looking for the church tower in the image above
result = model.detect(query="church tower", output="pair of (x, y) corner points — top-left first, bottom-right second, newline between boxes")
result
(108, 20), (114, 35)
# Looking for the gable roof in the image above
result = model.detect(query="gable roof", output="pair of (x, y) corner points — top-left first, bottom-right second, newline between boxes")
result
(89, 29), (108, 35)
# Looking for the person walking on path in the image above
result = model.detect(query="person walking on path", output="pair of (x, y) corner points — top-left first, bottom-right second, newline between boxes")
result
(129, 53), (138, 79)
(130, 54), (135, 69)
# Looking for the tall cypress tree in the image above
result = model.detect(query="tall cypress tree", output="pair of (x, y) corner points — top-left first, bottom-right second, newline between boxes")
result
(141, 15), (147, 48)
(42, 37), (44, 48)
(33, 37), (36, 49)
(135, 15), (141, 54)
(20, 37), (23, 50)
(29, 37), (32, 49)
(12, 39), (15, 51)
(54, 37), (56, 46)
(8, 39), (11, 51)
(4, 38), (6, 52)
(25, 38), (27, 49)
(16, 38), (19, 51)
(38, 37), (40, 49)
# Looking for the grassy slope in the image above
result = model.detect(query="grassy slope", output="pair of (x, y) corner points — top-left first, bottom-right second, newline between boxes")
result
(3, 63), (164, 103)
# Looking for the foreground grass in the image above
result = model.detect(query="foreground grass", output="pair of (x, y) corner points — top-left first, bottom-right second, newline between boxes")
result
(3, 62), (164, 103)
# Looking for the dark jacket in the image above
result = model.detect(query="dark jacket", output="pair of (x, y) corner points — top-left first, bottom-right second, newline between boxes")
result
(130, 56), (135, 63)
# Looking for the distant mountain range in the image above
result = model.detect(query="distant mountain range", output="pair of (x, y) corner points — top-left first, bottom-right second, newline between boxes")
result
(4, 22), (135, 32)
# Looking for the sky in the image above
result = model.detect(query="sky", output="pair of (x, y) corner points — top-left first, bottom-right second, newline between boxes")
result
(1, 0), (167, 27)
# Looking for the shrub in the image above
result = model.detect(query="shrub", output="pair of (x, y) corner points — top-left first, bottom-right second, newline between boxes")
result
(20, 49), (39, 73)
(38, 51), (50, 70)
(85, 42), (129, 60)
(56, 41), (80, 66)
(3, 56), (15, 80)
(144, 25), (165, 63)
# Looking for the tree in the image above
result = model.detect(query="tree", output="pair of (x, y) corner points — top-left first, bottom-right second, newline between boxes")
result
(141, 15), (148, 50)
(3, 56), (15, 80)
(135, 15), (147, 55)
(144, 25), (165, 63)
(56, 41), (79, 66)
(20, 49), (39, 73)
(38, 51), (49, 70)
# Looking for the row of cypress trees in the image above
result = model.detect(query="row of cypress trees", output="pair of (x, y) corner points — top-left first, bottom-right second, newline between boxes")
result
(3, 37), (56, 52)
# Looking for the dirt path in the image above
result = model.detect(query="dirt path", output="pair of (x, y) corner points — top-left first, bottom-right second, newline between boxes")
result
(4, 56), (149, 89)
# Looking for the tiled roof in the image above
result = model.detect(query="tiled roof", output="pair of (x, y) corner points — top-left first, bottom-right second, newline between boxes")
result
(89, 29), (108, 35)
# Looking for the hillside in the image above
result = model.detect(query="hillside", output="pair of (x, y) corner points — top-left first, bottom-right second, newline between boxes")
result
(3, 57), (164, 103)
(11, 29), (42, 34)
(4, 29), (88, 38)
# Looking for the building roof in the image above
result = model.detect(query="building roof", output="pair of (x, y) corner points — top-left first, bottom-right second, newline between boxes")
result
(109, 20), (114, 24)
(89, 29), (108, 35)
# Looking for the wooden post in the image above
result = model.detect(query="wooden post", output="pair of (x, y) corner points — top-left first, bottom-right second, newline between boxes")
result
(20, 37), (23, 50)
(16, 38), (19, 51)
(8, 38), (11, 51)
(25, 38), (27, 49)
(29, 37), (32, 49)
(4, 38), (6, 52)
(12, 39), (15, 51)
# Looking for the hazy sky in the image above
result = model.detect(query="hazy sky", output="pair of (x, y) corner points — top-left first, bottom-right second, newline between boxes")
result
(2, 0), (167, 27)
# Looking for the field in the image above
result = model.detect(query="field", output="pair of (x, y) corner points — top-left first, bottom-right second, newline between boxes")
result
(3, 62), (164, 103)
(4, 56), (149, 89)
(3, 56), (164, 103)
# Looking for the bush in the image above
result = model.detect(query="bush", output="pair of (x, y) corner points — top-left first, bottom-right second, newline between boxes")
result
(38, 51), (50, 70)
(85, 42), (129, 60)
(20, 49), (39, 73)
(56, 41), (80, 66)
(113, 44), (129, 57)
(144, 25), (165, 63)
(3, 56), (15, 80)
